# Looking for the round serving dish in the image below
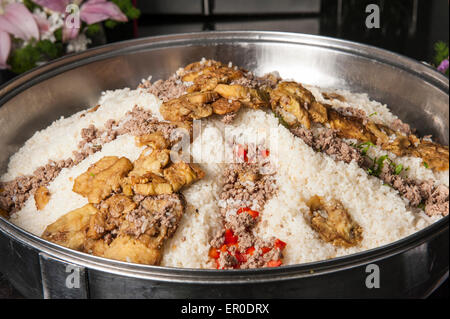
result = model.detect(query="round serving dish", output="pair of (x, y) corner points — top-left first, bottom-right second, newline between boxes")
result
(0, 31), (448, 298)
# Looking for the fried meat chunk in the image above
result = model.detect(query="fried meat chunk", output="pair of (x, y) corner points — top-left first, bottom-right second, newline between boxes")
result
(42, 204), (99, 251)
(34, 186), (51, 210)
(307, 196), (363, 248)
(160, 91), (217, 122)
(73, 156), (133, 204)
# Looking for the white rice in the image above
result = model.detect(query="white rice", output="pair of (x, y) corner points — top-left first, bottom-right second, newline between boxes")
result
(2, 83), (447, 268)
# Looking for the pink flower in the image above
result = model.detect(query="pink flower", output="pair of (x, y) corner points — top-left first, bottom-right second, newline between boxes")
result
(0, 3), (40, 69)
(0, 30), (11, 69)
(33, 0), (72, 13)
(0, 3), (40, 40)
(437, 58), (449, 74)
(81, 0), (128, 25)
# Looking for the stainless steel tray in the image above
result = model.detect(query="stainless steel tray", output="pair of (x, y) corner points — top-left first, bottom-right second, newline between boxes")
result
(0, 31), (448, 298)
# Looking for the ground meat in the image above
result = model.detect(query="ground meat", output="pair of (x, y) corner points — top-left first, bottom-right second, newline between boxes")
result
(118, 106), (177, 139)
(0, 159), (74, 214)
(291, 127), (364, 165)
(220, 163), (276, 211)
(211, 159), (282, 269)
(139, 74), (188, 102)
(391, 118), (412, 135)
(335, 106), (367, 122)
(231, 71), (280, 90)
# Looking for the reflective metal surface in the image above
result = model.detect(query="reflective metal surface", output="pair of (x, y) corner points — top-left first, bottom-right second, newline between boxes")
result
(0, 31), (448, 298)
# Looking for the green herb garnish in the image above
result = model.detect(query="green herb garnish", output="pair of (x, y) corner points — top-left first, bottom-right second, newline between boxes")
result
(394, 164), (404, 175)
(357, 141), (375, 155)
(423, 162), (430, 169)
(369, 112), (378, 117)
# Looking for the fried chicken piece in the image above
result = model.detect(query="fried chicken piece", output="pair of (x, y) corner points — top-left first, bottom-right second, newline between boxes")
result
(270, 82), (320, 128)
(135, 132), (170, 149)
(307, 196), (362, 248)
(132, 174), (173, 196)
(34, 186), (51, 211)
(211, 98), (242, 115)
(42, 204), (99, 251)
(182, 60), (244, 92)
(328, 110), (374, 142)
(160, 91), (217, 122)
(130, 148), (170, 177)
(163, 162), (205, 192)
(73, 156), (133, 204)
(411, 140), (450, 172)
(214, 84), (269, 109)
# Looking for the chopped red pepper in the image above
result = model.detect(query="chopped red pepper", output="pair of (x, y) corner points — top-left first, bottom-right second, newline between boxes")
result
(237, 207), (259, 218)
(274, 239), (287, 250)
(224, 229), (238, 245)
(220, 244), (228, 253)
(260, 149), (270, 158)
(267, 260), (282, 267)
(209, 247), (220, 259)
(245, 246), (256, 256)
(261, 247), (272, 255)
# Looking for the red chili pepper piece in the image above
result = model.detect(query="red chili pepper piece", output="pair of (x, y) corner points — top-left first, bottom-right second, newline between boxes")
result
(267, 260), (282, 267)
(220, 244), (228, 253)
(245, 246), (256, 256)
(274, 239), (287, 250)
(237, 207), (259, 218)
(209, 247), (220, 259)
(224, 229), (238, 245)
(261, 247), (272, 255)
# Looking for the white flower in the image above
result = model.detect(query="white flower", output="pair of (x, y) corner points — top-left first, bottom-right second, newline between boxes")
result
(66, 32), (91, 53)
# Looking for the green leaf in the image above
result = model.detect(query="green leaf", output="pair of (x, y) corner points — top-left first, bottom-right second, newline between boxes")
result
(86, 23), (101, 37)
(394, 164), (403, 175)
(434, 41), (449, 66)
(423, 162), (430, 169)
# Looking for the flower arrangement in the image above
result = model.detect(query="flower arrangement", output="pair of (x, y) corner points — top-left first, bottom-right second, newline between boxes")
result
(0, 0), (140, 74)
(434, 41), (449, 76)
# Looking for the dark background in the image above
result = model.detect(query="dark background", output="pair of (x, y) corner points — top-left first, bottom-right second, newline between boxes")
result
(0, 0), (448, 299)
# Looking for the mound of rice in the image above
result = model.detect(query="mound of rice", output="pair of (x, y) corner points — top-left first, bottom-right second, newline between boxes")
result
(3, 84), (447, 268)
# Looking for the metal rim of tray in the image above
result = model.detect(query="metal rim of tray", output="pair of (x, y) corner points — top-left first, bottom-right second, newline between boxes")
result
(0, 31), (448, 284)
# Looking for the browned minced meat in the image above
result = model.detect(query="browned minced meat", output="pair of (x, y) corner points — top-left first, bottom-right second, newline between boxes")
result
(219, 163), (276, 211)
(0, 159), (73, 214)
(335, 106), (368, 123)
(123, 193), (185, 238)
(231, 71), (281, 90)
(291, 126), (449, 216)
(118, 106), (177, 140)
(291, 127), (365, 166)
(391, 118), (412, 136)
(210, 162), (281, 269)
(139, 74), (188, 102)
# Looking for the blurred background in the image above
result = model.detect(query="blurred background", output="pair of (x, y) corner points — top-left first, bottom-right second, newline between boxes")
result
(0, 0), (448, 298)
